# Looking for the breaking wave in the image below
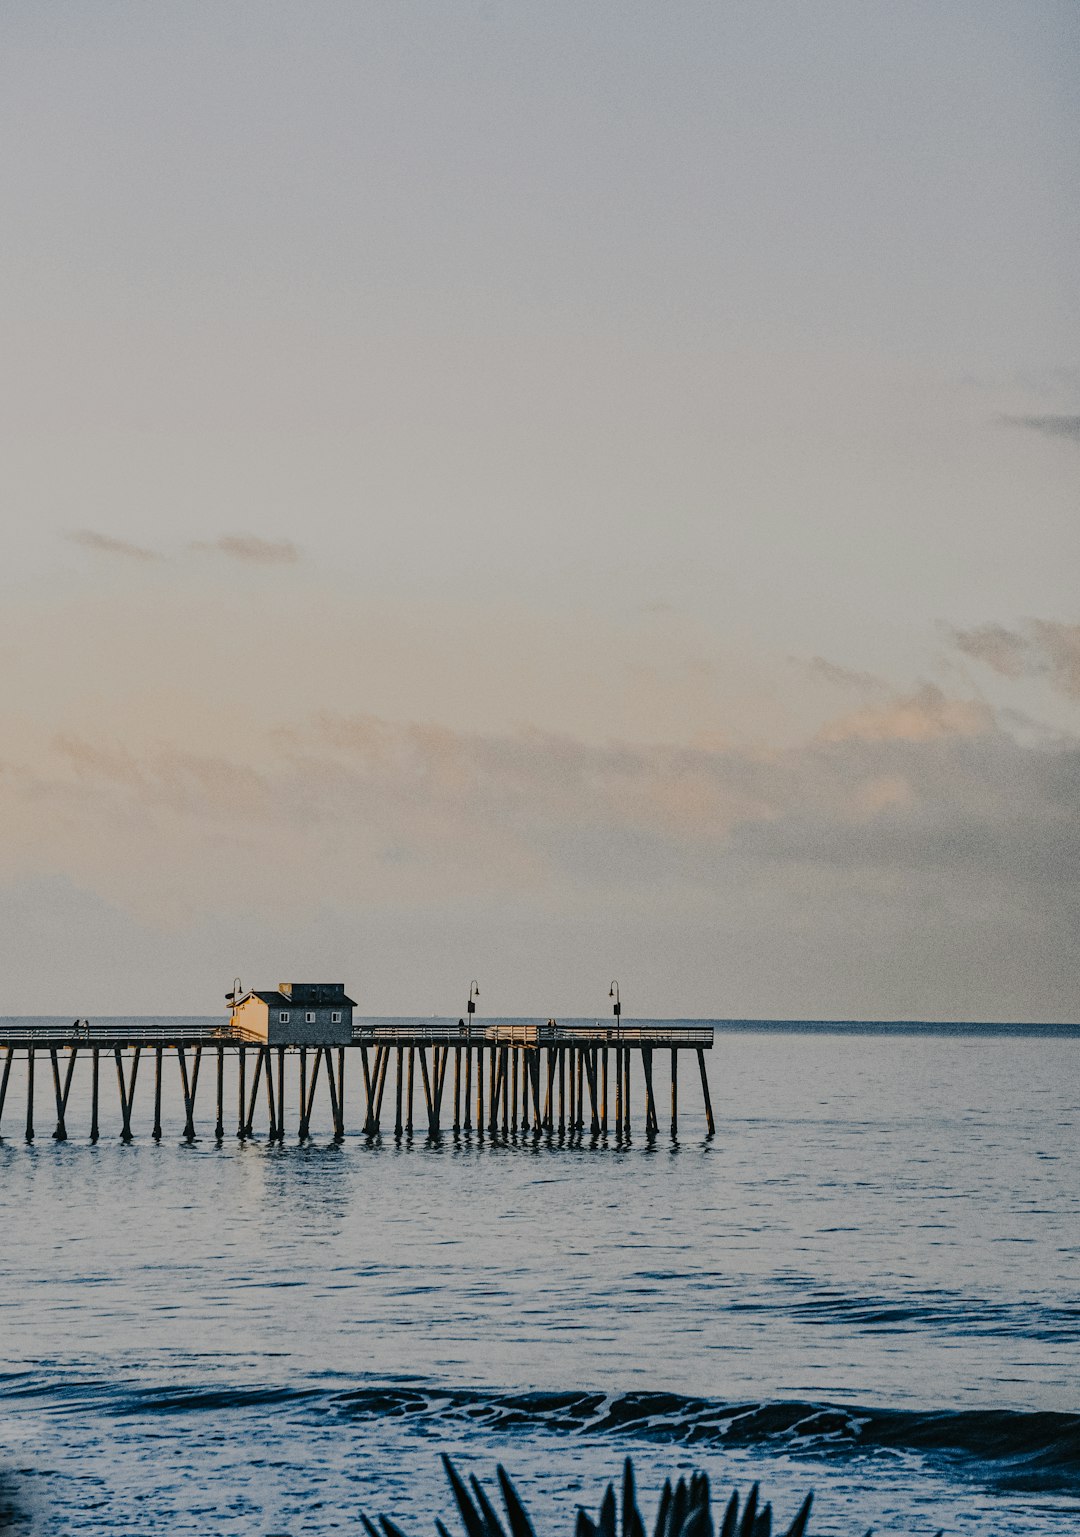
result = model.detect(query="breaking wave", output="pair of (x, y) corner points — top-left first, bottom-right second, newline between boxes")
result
(2, 1376), (1078, 1495)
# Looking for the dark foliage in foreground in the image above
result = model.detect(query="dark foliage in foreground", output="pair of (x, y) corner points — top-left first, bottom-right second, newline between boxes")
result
(361, 1455), (936, 1537)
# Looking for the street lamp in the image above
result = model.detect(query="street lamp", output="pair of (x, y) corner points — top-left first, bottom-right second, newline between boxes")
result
(464, 981), (481, 1134)
(610, 981), (626, 1137)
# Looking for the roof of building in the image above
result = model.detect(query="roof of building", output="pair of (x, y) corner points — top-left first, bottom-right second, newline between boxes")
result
(234, 989), (357, 1008)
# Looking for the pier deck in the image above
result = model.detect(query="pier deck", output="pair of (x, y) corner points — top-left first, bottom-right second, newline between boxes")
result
(0, 1022), (714, 1145)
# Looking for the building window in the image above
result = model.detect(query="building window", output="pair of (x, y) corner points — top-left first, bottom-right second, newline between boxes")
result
(279, 1012), (289, 1023)
(306, 1011), (315, 1023)
(331, 1011), (342, 1023)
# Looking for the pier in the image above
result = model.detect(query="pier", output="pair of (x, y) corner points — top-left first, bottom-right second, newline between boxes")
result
(0, 1021), (715, 1145)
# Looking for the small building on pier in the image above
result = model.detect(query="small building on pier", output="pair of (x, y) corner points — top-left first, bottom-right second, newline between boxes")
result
(229, 983), (355, 1045)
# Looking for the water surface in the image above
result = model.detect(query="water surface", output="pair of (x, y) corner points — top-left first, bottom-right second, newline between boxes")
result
(1, 1022), (1078, 1534)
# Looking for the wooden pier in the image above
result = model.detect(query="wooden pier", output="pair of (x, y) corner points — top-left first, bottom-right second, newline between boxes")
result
(0, 1021), (715, 1145)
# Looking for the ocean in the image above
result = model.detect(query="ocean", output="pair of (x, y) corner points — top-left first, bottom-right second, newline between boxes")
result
(1, 1021), (1078, 1535)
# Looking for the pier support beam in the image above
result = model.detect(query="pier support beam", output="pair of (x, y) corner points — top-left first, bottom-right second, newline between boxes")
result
(25, 1047), (34, 1142)
(153, 1046), (163, 1140)
(617, 1045), (626, 1143)
(177, 1045), (202, 1142)
(244, 1047), (263, 1137)
(50, 1047), (78, 1141)
(697, 1048), (715, 1136)
(301, 1045), (322, 1137)
(90, 1048), (99, 1142)
(641, 1047), (657, 1139)
(264, 1047), (277, 1139)
(114, 1047), (140, 1142)
(0, 1046), (13, 1140)
(237, 1047), (247, 1139)
(670, 1049), (678, 1139)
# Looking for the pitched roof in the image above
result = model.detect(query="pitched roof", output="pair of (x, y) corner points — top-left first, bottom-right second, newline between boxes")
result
(237, 989), (357, 1008)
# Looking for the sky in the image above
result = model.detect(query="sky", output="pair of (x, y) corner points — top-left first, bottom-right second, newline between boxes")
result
(1, 1), (1078, 1019)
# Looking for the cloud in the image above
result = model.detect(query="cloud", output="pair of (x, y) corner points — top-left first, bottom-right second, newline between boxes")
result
(805, 656), (887, 692)
(4, 679), (1080, 1016)
(999, 414), (1080, 444)
(817, 684), (994, 743)
(952, 620), (1080, 700)
(191, 534), (301, 564)
(952, 623), (1033, 680)
(66, 529), (162, 562)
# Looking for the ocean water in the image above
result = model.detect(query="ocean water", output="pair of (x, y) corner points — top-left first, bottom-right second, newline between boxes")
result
(1, 1021), (1078, 1536)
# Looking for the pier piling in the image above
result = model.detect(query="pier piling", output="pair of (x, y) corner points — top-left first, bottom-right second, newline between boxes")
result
(0, 1021), (716, 1147)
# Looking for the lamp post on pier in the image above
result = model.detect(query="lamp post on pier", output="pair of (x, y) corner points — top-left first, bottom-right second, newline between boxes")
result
(609, 981), (622, 1137)
(463, 980), (479, 1133)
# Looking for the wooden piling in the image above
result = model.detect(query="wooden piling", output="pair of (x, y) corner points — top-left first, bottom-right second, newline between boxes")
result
(697, 1048), (715, 1135)
(337, 1048), (345, 1136)
(373, 1045), (390, 1131)
(244, 1047), (263, 1137)
(215, 1046), (225, 1141)
(463, 1045), (473, 1132)
(0, 1046), (13, 1140)
(263, 1045), (275, 1138)
(178, 1045), (202, 1142)
(114, 1047), (140, 1142)
(25, 1046), (34, 1142)
(406, 1047), (415, 1135)
(453, 1045), (461, 1132)
(418, 1046), (434, 1136)
(642, 1046), (657, 1138)
(302, 1045), (322, 1137)
(237, 1046), (247, 1138)
(50, 1047), (76, 1141)
(153, 1046), (163, 1140)
(617, 1045), (626, 1143)
(623, 1049), (631, 1139)
(601, 1046), (608, 1134)
(299, 1048), (309, 1139)
(90, 1047), (99, 1142)
(670, 1048), (678, 1139)
(320, 1047), (338, 1139)
(584, 1048), (599, 1135)
(394, 1046), (404, 1136)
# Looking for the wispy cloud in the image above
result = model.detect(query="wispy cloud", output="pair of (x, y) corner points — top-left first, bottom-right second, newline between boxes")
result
(952, 623), (1033, 680)
(999, 414), (1080, 444)
(953, 620), (1080, 700)
(817, 684), (994, 743)
(191, 535), (301, 564)
(66, 529), (162, 562)
(805, 656), (887, 692)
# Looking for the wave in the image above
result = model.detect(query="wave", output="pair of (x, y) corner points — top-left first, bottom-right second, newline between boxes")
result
(3, 1376), (1078, 1495)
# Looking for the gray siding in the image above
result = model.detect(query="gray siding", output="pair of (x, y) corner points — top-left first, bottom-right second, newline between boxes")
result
(267, 1007), (352, 1046)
